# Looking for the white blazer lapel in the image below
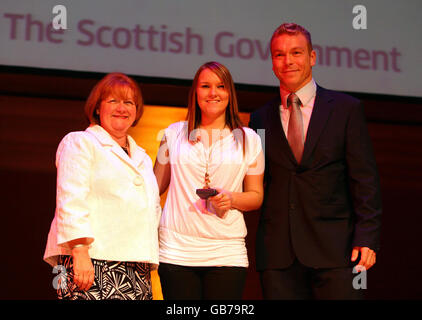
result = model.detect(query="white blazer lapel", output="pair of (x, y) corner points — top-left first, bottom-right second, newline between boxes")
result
(86, 125), (145, 175)
(126, 135), (148, 173)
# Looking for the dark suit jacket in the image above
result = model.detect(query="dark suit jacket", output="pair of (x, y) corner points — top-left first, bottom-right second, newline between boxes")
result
(249, 85), (382, 270)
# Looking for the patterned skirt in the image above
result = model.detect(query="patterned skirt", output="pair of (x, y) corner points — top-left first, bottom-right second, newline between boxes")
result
(56, 255), (152, 300)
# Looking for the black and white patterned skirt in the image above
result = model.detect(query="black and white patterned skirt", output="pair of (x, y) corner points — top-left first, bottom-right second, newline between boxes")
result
(56, 255), (152, 300)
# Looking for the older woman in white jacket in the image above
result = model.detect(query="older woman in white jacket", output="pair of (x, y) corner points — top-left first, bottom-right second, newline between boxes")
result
(44, 73), (161, 300)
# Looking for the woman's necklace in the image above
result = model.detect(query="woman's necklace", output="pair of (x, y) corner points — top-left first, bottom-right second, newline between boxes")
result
(203, 147), (212, 188)
(121, 138), (130, 156)
(199, 125), (227, 189)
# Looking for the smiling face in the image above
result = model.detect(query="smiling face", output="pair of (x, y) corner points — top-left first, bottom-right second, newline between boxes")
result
(271, 33), (316, 92)
(98, 87), (137, 139)
(196, 68), (229, 122)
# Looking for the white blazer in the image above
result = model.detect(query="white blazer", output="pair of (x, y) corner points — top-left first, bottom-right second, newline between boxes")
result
(44, 125), (161, 267)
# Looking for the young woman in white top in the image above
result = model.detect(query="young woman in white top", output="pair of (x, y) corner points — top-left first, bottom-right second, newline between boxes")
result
(154, 61), (265, 299)
(44, 73), (161, 300)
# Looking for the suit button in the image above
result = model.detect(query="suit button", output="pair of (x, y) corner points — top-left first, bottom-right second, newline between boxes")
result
(133, 176), (143, 186)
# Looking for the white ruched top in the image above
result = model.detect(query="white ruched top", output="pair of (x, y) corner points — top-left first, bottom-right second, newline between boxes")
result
(158, 121), (264, 267)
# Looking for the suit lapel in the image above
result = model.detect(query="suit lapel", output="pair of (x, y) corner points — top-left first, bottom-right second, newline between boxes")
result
(301, 86), (334, 164)
(86, 125), (146, 175)
(266, 97), (297, 167)
(109, 137), (147, 175)
(126, 136), (147, 172)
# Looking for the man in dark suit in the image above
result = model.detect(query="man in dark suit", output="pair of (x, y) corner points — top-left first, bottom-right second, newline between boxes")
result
(249, 23), (382, 299)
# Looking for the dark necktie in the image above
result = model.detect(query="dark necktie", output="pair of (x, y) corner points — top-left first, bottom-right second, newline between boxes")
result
(287, 93), (304, 163)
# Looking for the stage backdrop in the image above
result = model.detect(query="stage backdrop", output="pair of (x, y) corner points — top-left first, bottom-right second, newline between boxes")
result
(1, 0), (421, 98)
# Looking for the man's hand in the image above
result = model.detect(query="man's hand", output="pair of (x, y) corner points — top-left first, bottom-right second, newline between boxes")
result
(351, 246), (376, 271)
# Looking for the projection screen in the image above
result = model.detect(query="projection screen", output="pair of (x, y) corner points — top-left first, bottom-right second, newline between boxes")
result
(1, 0), (421, 97)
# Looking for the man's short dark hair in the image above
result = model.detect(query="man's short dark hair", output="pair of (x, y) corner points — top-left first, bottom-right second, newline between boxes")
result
(271, 23), (313, 53)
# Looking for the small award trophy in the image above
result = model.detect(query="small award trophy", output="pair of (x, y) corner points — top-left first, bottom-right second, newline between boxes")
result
(196, 172), (218, 199)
